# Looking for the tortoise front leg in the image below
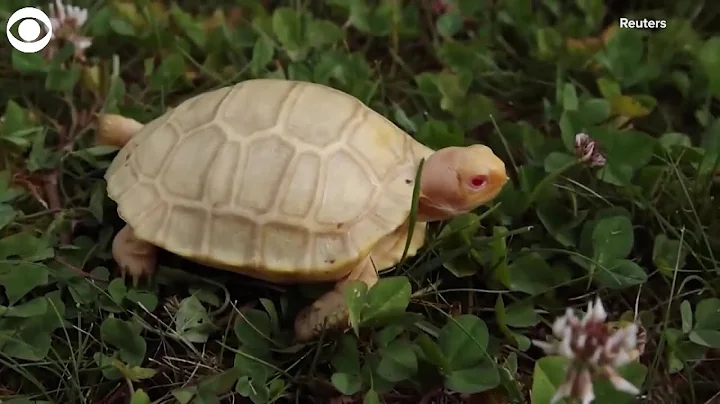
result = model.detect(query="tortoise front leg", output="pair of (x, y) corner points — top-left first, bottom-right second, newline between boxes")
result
(294, 257), (379, 342)
(112, 225), (158, 287)
(96, 114), (143, 147)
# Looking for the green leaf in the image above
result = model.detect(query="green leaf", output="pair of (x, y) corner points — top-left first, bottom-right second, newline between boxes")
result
(688, 330), (720, 348)
(444, 361), (500, 394)
(348, 2), (394, 36)
(504, 300), (540, 327)
(0, 263), (50, 304)
(11, 50), (49, 73)
(272, 7), (305, 53)
(452, 93), (499, 129)
(694, 298), (720, 331)
(130, 389), (151, 404)
(363, 389), (381, 404)
(0, 292), (66, 361)
(0, 232), (54, 261)
(415, 333), (452, 373)
(149, 53), (186, 90)
(197, 368), (242, 398)
(374, 323), (406, 348)
(698, 36), (720, 95)
(45, 65), (81, 92)
(596, 29), (645, 85)
(257, 298), (280, 334)
(233, 309), (272, 351)
(343, 280), (368, 336)
(175, 295), (214, 343)
(376, 340), (418, 382)
(436, 11), (464, 38)
(500, 253), (570, 295)
(361, 356), (395, 394)
(100, 316), (147, 366)
(113, 359), (158, 382)
(544, 152), (577, 173)
(680, 300), (693, 334)
(536, 202), (587, 248)
(0, 328), (52, 361)
(0, 172), (24, 203)
(591, 129), (656, 182)
(659, 132), (692, 149)
(440, 214), (484, 277)
(592, 215), (634, 262)
(594, 259), (648, 289)
(108, 278), (127, 303)
(578, 98), (611, 124)
(415, 119), (464, 150)
(360, 276), (411, 327)
(438, 315), (489, 370)
(652, 234), (687, 277)
(0, 296), (48, 317)
(235, 375), (270, 403)
(233, 346), (272, 383)
(331, 334), (361, 374)
(251, 36), (275, 75)
(562, 83), (578, 111)
(126, 288), (159, 311)
(95, 352), (123, 380)
(307, 20), (344, 48)
(0, 204), (17, 231)
(109, 17), (135, 36)
(331, 372), (362, 395)
(1, 101), (38, 150)
(530, 356), (567, 403)
(169, 4), (207, 50)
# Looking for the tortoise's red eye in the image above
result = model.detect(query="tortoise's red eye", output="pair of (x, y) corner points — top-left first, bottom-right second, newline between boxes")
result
(470, 175), (487, 188)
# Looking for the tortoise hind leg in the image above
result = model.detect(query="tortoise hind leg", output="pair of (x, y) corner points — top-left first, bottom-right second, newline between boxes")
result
(112, 225), (158, 287)
(96, 114), (144, 147)
(294, 257), (379, 342)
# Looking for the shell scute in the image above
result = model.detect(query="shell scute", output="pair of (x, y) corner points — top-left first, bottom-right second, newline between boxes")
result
(284, 83), (361, 148)
(172, 86), (233, 133)
(131, 117), (179, 178)
(116, 182), (160, 223)
(280, 152), (322, 218)
(312, 232), (352, 268)
(207, 213), (256, 265)
(206, 142), (242, 207)
(348, 111), (408, 179)
(161, 124), (225, 200)
(220, 80), (296, 138)
(261, 222), (312, 269)
(316, 149), (376, 225)
(164, 205), (208, 256)
(235, 135), (296, 213)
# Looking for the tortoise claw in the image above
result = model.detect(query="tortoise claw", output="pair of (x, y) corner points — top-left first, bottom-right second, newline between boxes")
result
(112, 225), (158, 290)
(118, 264), (152, 289)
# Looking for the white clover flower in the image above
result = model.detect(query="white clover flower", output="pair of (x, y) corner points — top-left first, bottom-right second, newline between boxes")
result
(45, 0), (92, 60)
(532, 298), (642, 404)
(575, 133), (606, 167)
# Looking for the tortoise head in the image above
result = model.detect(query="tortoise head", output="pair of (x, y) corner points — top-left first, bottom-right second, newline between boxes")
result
(417, 144), (508, 222)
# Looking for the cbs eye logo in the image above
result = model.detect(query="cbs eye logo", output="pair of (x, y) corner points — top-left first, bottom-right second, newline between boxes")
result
(5, 7), (54, 53)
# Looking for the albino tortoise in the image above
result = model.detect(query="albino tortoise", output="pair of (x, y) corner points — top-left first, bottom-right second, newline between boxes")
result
(97, 79), (508, 341)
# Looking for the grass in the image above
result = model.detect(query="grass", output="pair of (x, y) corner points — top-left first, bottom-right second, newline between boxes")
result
(1, 0), (719, 403)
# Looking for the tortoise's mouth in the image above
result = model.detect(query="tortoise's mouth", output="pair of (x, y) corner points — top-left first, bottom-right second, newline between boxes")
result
(416, 196), (463, 222)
